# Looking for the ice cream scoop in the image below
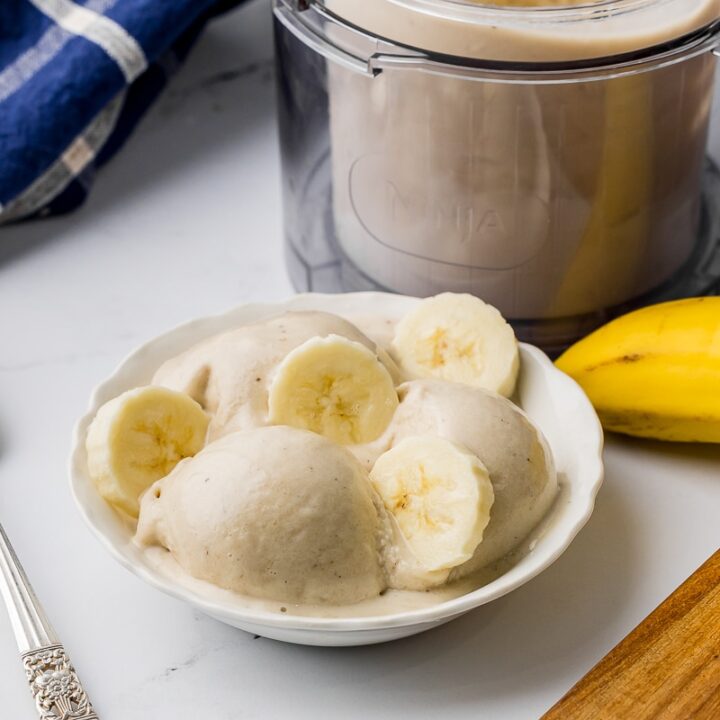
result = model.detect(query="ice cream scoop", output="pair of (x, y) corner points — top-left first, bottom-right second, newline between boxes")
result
(382, 380), (558, 577)
(135, 426), (391, 605)
(153, 311), (401, 441)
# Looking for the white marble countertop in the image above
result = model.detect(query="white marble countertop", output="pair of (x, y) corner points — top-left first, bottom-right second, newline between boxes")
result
(1, 2), (719, 718)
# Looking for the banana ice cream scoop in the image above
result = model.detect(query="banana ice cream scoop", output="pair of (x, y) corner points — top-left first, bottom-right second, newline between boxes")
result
(383, 380), (557, 578)
(153, 311), (401, 442)
(135, 426), (391, 605)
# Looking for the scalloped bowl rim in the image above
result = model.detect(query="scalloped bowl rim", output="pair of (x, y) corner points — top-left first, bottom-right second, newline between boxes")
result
(69, 292), (604, 633)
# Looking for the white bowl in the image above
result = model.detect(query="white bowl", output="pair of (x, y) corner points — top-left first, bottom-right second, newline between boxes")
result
(69, 293), (604, 647)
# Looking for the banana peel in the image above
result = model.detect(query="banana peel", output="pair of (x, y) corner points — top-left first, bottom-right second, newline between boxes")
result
(555, 298), (720, 443)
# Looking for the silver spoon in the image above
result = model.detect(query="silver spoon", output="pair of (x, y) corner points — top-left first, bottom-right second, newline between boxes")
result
(0, 523), (98, 719)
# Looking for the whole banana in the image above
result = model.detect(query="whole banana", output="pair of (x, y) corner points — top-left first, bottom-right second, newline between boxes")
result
(555, 298), (720, 444)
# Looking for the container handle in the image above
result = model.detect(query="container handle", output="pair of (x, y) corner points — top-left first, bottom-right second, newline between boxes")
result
(274, 1), (379, 77)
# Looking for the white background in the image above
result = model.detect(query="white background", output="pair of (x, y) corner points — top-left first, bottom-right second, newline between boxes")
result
(1, 2), (719, 717)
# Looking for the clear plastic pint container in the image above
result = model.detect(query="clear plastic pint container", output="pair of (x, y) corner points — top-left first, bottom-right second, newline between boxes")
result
(273, 0), (720, 352)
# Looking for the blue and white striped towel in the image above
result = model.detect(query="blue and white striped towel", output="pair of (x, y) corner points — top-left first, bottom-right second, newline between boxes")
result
(0, 0), (243, 224)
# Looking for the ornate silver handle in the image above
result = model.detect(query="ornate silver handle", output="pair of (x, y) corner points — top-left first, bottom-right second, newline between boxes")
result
(0, 523), (98, 719)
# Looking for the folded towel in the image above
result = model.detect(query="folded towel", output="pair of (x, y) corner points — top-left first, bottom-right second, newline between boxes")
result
(0, 0), (243, 224)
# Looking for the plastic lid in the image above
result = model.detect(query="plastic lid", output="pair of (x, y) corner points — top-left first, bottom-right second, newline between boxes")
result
(322, 0), (720, 61)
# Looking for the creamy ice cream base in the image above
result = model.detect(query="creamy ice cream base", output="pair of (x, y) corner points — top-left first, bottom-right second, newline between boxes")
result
(135, 310), (558, 616)
(315, 0), (719, 320)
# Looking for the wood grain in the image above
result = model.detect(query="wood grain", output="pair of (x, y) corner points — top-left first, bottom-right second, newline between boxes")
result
(542, 550), (720, 720)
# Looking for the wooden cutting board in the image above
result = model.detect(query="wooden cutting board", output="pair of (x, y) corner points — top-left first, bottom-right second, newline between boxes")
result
(542, 550), (720, 720)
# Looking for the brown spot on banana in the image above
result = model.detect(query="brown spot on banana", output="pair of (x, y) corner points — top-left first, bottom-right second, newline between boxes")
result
(583, 353), (646, 373)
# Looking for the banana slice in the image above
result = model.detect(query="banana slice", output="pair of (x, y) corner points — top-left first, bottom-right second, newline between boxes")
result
(392, 293), (520, 396)
(370, 436), (494, 573)
(268, 334), (398, 445)
(86, 386), (209, 517)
